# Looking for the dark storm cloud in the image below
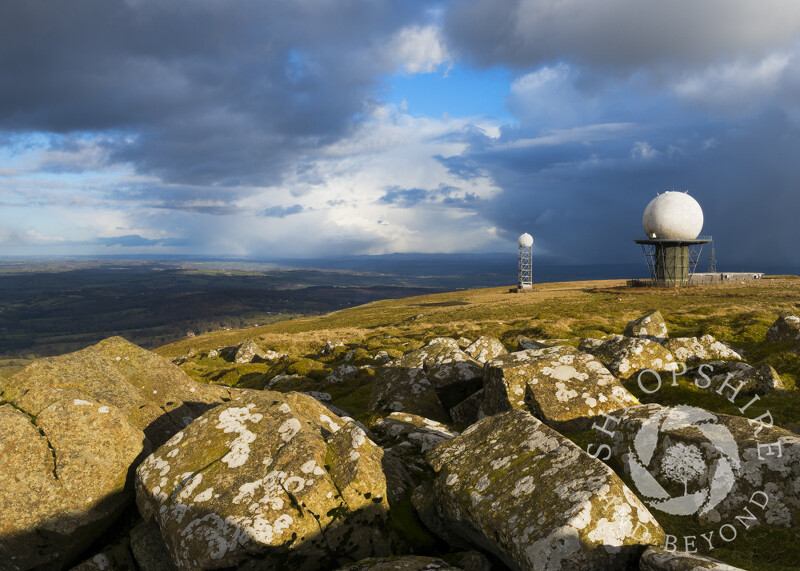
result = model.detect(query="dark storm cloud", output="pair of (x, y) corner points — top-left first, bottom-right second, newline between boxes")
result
(444, 0), (800, 71)
(378, 184), (476, 208)
(263, 204), (303, 218)
(0, 0), (425, 186)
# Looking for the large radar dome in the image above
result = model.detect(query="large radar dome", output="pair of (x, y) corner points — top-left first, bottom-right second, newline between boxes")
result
(642, 191), (703, 240)
(518, 233), (533, 247)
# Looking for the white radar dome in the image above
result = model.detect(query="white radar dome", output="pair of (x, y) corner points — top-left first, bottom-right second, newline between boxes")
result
(518, 233), (533, 247)
(642, 191), (703, 240)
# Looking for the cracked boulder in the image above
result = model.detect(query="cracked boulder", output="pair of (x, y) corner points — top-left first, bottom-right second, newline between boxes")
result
(464, 336), (507, 364)
(624, 310), (669, 341)
(0, 397), (147, 570)
(0, 336), (234, 449)
(136, 391), (408, 570)
(413, 410), (664, 570)
(369, 367), (449, 423)
(595, 403), (800, 527)
(661, 335), (742, 365)
(483, 346), (640, 431)
(592, 335), (679, 379)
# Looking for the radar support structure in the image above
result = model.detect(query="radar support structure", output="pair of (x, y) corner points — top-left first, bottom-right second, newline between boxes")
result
(517, 241), (533, 292)
(635, 236), (710, 287)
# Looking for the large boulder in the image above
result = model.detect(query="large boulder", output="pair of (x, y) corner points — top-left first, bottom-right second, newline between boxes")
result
(0, 397), (147, 570)
(483, 346), (640, 431)
(234, 339), (268, 364)
(662, 335), (742, 365)
(625, 310), (669, 341)
(370, 367), (450, 423)
(426, 360), (483, 410)
(393, 339), (473, 370)
(687, 361), (785, 394)
(765, 312), (800, 345)
(592, 335), (679, 380)
(413, 410), (664, 570)
(136, 391), (408, 570)
(464, 336), (507, 364)
(595, 403), (800, 527)
(0, 336), (234, 449)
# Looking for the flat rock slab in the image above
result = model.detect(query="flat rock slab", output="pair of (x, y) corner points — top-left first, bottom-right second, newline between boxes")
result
(414, 410), (664, 571)
(483, 346), (640, 431)
(464, 336), (507, 364)
(625, 310), (669, 341)
(662, 335), (742, 365)
(687, 361), (785, 394)
(592, 336), (679, 379)
(136, 391), (406, 570)
(595, 403), (800, 527)
(0, 397), (147, 570)
(0, 336), (234, 449)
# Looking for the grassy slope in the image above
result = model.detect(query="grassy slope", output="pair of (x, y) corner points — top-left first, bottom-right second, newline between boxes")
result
(157, 277), (800, 570)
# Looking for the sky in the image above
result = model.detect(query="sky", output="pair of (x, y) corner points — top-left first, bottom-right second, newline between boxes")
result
(2, 1), (800, 267)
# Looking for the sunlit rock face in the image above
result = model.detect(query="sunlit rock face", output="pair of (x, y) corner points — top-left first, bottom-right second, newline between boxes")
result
(136, 391), (408, 570)
(413, 409), (664, 571)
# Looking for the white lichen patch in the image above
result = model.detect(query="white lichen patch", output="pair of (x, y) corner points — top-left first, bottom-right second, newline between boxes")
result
(73, 399), (93, 406)
(277, 418), (301, 443)
(216, 406), (265, 468)
(194, 487), (214, 503)
(278, 403), (291, 414)
(319, 414), (341, 433)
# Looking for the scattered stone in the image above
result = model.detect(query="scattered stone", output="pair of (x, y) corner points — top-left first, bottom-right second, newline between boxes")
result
(592, 335), (679, 379)
(515, 337), (548, 351)
(302, 390), (333, 402)
(448, 389), (485, 428)
(0, 398), (147, 570)
(129, 520), (178, 571)
(457, 337), (473, 349)
(414, 410), (664, 570)
(596, 403), (800, 527)
(662, 335), (742, 365)
(373, 351), (392, 364)
(325, 364), (361, 385)
(136, 391), (408, 570)
(577, 337), (605, 352)
(464, 336), (507, 364)
(266, 373), (315, 392)
(765, 312), (800, 345)
(483, 346), (640, 431)
(234, 339), (267, 364)
(687, 361), (785, 394)
(625, 310), (669, 341)
(639, 546), (746, 570)
(322, 340), (346, 355)
(370, 367), (450, 423)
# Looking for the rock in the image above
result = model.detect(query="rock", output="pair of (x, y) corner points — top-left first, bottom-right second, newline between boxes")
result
(371, 413), (457, 485)
(373, 351), (392, 364)
(335, 555), (462, 570)
(136, 391), (408, 570)
(0, 398), (147, 570)
(393, 343), (473, 371)
(639, 546), (746, 570)
(426, 337), (461, 350)
(262, 349), (286, 361)
(464, 336), (507, 364)
(765, 312), (800, 345)
(592, 335), (679, 379)
(370, 367), (450, 423)
(266, 373), (315, 391)
(482, 346), (640, 431)
(130, 520), (178, 571)
(625, 310), (669, 341)
(426, 360), (483, 410)
(325, 364), (361, 385)
(595, 403), (800, 527)
(322, 340), (346, 355)
(0, 336), (234, 449)
(515, 337), (548, 351)
(687, 361), (785, 394)
(662, 335), (742, 365)
(457, 337), (473, 349)
(448, 390), (485, 428)
(70, 541), (138, 571)
(577, 337), (605, 352)
(414, 410), (664, 570)
(234, 339), (267, 364)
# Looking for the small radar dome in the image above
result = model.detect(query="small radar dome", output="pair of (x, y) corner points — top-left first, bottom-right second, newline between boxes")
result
(518, 233), (533, 248)
(642, 191), (703, 240)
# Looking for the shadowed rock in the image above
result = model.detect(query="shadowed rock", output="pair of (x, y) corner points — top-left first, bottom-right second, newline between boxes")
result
(335, 555), (462, 570)
(639, 546), (747, 570)
(370, 367), (450, 423)
(765, 312), (800, 346)
(413, 410), (664, 570)
(687, 361), (785, 394)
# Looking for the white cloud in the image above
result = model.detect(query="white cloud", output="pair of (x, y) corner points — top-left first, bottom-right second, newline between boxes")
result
(387, 25), (451, 74)
(631, 141), (660, 160)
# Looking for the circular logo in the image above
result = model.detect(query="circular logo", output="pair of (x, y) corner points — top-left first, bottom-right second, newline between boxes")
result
(627, 405), (741, 516)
